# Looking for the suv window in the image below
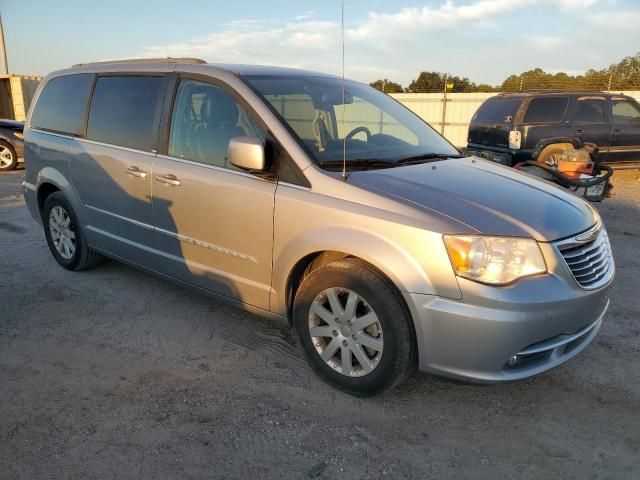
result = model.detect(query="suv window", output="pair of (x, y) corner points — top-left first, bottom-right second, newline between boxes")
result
(30, 74), (94, 136)
(472, 97), (522, 124)
(574, 98), (606, 123)
(168, 79), (266, 170)
(523, 97), (568, 123)
(611, 98), (640, 124)
(87, 76), (165, 151)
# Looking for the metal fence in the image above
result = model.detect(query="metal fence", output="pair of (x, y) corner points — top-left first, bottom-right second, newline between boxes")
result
(391, 91), (640, 147)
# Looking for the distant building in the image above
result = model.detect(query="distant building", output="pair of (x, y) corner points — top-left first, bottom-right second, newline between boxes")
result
(0, 74), (42, 120)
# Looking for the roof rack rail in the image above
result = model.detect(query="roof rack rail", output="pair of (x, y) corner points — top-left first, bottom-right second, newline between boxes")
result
(499, 89), (606, 95)
(72, 57), (206, 67)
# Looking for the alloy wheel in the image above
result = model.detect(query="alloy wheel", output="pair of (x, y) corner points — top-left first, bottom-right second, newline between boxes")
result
(308, 287), (384, 377)
(0, 145), (14, 168)
(49, 205), (76, 259)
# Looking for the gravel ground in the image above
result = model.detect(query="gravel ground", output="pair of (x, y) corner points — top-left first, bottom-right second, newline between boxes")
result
(1, 168), (639, 479)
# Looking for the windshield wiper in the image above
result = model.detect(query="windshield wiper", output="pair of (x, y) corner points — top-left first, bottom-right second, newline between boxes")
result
(317, 158), (396, 171)
(318, 152), (467, 171)
(395, 152), (466, 165)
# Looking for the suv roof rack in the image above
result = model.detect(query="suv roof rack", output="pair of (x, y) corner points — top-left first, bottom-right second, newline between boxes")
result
(72, 57), (206, 67)
(498, 90), (606, 95)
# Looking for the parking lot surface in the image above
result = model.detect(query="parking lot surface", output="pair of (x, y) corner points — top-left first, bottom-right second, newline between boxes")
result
(1, 169), (639, 479)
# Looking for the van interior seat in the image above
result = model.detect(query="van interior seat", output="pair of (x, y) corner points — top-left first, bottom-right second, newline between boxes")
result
(195, 92), (245, 167)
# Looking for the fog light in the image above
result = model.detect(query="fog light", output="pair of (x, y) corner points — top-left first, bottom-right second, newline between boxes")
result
(508, 355), (518, 366)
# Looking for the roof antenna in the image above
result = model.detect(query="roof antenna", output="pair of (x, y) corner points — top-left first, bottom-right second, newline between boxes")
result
(341, 0), (348, 180)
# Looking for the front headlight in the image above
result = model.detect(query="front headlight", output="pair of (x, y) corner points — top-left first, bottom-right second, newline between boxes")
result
(443, 235), (546, 285)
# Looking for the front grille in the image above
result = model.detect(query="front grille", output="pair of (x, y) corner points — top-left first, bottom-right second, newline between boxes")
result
(558, 228), (613, 289)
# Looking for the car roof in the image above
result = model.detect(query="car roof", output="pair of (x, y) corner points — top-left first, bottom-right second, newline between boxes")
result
(53, 58), (342, 80)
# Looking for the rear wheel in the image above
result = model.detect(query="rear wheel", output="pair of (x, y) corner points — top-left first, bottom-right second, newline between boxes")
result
(43, 192), (104, 270)
(0, 140), (18, 171)
(536, 143), (572, 166)
(293, 258), (414, 396)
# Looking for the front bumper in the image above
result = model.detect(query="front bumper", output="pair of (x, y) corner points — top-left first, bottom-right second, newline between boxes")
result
(404, 267), (612, 382)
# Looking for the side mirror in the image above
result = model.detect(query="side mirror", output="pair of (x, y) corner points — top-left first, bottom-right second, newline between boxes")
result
(228, 136), (266, 172)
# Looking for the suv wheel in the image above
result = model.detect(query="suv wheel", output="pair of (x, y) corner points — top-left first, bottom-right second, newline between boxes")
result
(43, 192), (104, 270)
(537, 143), (573, 166)
(293, 258), (414, 396)
(0, 140), (18, 171)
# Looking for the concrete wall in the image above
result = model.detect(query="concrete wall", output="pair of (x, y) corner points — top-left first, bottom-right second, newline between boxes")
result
(392, 91), (640, 147)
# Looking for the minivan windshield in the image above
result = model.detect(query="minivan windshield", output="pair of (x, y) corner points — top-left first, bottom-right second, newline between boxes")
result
(244, 75), (461, 169)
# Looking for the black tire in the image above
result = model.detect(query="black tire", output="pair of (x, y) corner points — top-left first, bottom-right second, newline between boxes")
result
(536, 143), (572, 166)
(42, 192), (104, 271)
(0, 139), (18, 171)
(293, 258), (415, 396)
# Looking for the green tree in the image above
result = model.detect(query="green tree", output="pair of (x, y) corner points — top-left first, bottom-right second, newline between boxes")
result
(498, 52), (640, 91)
(406, 71), (445, 93)
(405, 71), (494, 93)
(369, 79), (404, 93)
(377, 52), (640, 94)
(606, 53), (640, 89)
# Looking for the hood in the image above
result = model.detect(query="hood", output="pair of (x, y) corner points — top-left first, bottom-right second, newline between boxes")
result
(348, 157), (597, 242)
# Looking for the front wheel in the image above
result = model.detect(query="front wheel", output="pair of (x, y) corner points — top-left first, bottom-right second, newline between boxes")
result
(293, 258), (415, 396)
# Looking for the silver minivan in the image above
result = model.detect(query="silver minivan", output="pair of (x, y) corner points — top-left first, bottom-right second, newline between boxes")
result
(23, 58), (614, 396)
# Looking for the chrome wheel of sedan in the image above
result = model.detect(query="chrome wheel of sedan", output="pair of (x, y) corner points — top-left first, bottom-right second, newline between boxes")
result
(309, 287), (384, 377)
(0, 145), (14, 168)
(49, 205), (76, 259)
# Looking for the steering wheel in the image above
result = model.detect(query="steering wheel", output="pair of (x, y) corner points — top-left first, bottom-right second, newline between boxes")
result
(345, 126), (372, 142)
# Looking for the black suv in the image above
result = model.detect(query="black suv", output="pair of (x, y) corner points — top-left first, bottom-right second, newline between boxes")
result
(466, 92), (640, 166)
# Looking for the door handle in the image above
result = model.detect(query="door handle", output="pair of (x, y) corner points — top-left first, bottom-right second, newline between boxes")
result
(125, 166), (148, 178)
(612, 129), (621, 134)
(575, 129), (584, 134)
(155, 174), (182, 187)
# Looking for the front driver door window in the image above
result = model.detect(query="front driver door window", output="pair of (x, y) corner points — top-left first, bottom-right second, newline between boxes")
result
(152, 78), (277, 309)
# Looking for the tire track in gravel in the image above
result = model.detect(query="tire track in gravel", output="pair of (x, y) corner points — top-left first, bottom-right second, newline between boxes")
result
(218, 319), (310, 371)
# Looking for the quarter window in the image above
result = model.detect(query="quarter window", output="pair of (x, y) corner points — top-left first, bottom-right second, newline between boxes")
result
(574, 98), (606, 123)
(523, 97), (569, 123)
(611, 99), (640, 124)
(168, 79), (265, 169)
(30, 74), (94, 136)
(87, 76), (165, 151)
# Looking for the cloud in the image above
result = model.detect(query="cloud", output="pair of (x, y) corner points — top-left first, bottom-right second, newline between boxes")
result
(140, 0), (635, 85)
(586, 10), (640, 28)
(294, 9), (317, 21)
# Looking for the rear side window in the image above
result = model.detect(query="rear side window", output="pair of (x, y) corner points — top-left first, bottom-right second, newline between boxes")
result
(574, 98), (606, 123)
(87, 76), (165, 151)
(523, 97), (568, 123)
(30, 74), (94, 136)
(472, 98), (522, 124)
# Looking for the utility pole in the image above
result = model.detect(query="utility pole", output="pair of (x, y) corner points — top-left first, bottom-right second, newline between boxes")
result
(441, 76), (452, 135)
(0, 14), (8, 74)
